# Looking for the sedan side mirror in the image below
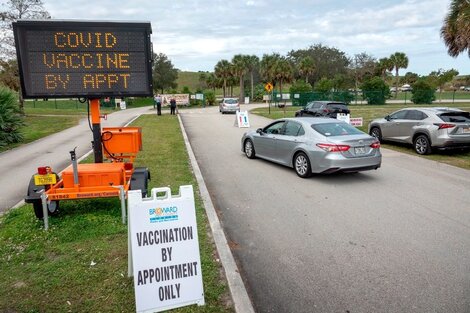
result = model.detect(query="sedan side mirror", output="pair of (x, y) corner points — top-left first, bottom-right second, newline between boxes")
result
(256, 128), (263, 134)
(385, 115), (391, 121)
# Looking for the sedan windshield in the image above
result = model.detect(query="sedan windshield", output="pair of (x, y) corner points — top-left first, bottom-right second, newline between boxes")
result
(312, 122), (363, 137)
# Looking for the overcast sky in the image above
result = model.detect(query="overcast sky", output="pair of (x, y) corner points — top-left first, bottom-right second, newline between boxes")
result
(42, 0), (469, 75)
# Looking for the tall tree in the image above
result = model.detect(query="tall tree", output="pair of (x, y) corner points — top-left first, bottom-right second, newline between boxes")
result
(0, 0), (50, 59)
(152, 53), (178, 93)
(214, 59), (231, 97)
(231, 54), (248, 103)
(260, 53), (281, 84)
(428, 68), (459, 102)
(350, 52), (377, 91)
(273, 57), (293, 94)
(377, 57), (393, 81)
(441, 0), (470, 57)
(389, 52), (409, 98)
(287, 44), (349, 85)
(245, 55), (259, 101)
(0, 0), (50, 113)
(205, 73), (217, 92)
(297, 56), (315, 84)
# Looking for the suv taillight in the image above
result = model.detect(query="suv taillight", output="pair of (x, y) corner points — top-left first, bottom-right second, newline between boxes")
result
(316, 143), (350, 152)
(434, 123), (455, 130)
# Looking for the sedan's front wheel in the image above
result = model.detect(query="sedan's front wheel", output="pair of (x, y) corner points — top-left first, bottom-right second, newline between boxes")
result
(294, 152), (312, 178)
(244, 139), (256, 159)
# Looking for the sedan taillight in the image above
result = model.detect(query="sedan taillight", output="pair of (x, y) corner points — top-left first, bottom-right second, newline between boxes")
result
(370, 141), (380, 149)
(316, 143), (350, 152)
(434, 123), (455, 130)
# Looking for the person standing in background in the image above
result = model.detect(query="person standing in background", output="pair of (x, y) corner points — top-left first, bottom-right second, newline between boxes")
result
(170, 98), (176, 115)
(155, 94), (162, 115)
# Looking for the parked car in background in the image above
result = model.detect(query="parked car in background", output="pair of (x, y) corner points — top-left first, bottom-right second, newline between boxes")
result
(219, 98), (240, 114)
(295, 101), (350, 118)
(241, 117), (381, 178)
(368, 107), (470, 155)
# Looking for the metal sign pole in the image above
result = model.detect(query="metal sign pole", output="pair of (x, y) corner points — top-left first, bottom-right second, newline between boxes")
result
(40, 191), (49, 230)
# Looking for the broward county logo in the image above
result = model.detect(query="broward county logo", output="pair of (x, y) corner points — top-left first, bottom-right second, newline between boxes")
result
(149, 206), (178, 223)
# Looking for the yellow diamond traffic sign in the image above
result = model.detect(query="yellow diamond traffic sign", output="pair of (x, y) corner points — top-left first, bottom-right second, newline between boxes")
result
(264, 82), (273, 92)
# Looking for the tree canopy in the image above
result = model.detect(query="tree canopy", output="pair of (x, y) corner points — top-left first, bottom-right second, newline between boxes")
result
(441, 0), (470, 57)
(287, 44), (350, 84)
(152, 53), (178, 93)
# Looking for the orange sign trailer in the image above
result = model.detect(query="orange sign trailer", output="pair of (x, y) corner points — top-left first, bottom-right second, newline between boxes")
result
(25, 99), (150, 220)
(13, 20), (153, 223)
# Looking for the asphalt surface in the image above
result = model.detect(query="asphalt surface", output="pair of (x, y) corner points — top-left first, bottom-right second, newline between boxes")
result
(180, 105), (470, 313)
(0, 106), (152, 213)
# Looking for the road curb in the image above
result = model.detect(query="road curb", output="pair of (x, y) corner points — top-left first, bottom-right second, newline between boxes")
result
(178, 114), (255, 313)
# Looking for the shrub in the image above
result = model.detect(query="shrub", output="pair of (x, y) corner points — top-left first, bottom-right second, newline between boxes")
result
(411, 79), (435, 104)
(0, 87), (24, 147)
(204, 90), (216, 106)
(361, 77), (390, 105)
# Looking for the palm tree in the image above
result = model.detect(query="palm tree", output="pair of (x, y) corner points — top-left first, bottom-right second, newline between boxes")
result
(298, 56), (315, 84)
(273, 58), (293, 100)
(214, 60), (232, 97)
(205, 73), (217, 92)
(389, 52), (409, 98)
(441, 0), (470, 57)
(246, 55), (259, 102)
(260, 53), (281, 84)
(231, 54), (248, 103)
(377, 57), (393, 81)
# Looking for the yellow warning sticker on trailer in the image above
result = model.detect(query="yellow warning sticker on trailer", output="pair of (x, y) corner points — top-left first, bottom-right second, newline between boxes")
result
(34, 174), (56, 186)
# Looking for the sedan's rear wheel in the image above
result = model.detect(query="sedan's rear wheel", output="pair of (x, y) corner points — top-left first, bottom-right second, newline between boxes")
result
(414, 135), (432, 155)
(244, 139), (256, 159)
(294, 152), (312, 178)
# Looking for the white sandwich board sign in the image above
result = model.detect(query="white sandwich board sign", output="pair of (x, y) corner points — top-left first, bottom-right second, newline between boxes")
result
(235, 110), (250, 128)
(128, 185), (204, 313)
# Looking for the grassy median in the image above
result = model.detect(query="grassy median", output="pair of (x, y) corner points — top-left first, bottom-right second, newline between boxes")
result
(0, 114), (233, 312)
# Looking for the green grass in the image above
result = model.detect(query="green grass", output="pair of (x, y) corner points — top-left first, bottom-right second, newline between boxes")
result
(0, 115), (233, 312)
(0, 115), (83, 153)
(251, 103), (470, 170)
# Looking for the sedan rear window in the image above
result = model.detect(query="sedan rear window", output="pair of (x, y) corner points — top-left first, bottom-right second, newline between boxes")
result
(224, 99), (238, 104)
(438, 112), (470, 123)
(311, 122), (363, 137)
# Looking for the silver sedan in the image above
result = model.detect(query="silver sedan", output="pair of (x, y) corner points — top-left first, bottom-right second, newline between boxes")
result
(241, 117), (381, 178)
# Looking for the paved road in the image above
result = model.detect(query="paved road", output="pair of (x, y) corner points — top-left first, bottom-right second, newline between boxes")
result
(0, 106), (152, 213)
(180, 105), (470, 313)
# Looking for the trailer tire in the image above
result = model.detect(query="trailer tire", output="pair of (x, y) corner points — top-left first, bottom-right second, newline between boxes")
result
(33, 200), (60, 219)
(26, 173), (60, 219)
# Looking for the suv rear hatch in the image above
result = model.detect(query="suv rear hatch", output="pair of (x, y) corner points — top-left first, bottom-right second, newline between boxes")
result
(437, 112), (470, 140)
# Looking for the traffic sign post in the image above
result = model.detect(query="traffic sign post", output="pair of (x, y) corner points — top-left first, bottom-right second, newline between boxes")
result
(265, 82), (273, 115)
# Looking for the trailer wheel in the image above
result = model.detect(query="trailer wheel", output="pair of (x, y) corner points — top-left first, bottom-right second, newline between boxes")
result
(26, 173), (60, 219)
(32, 200), (60, 219)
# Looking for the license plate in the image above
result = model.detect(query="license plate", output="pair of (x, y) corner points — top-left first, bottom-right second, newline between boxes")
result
(34, 173), (57, 185)
(354, 146), (366, 154)
(463, 127), (470, 133)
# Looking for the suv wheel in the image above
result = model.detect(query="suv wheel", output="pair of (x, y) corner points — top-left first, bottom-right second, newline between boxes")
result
(370, 127), (382, 141)
(414, 135), (432, 155)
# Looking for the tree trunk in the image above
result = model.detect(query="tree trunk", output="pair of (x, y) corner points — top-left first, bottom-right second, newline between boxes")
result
(250, 71), (254, 102)
(223, 79), (227, 97)
(239, 75), (244, 104)
(395, 68), (399, 99)
(306, 76), (309, 84)
(18, 90), (25, 115)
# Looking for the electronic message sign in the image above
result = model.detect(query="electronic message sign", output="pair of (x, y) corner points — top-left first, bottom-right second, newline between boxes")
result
(13, 20), (153, 98)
